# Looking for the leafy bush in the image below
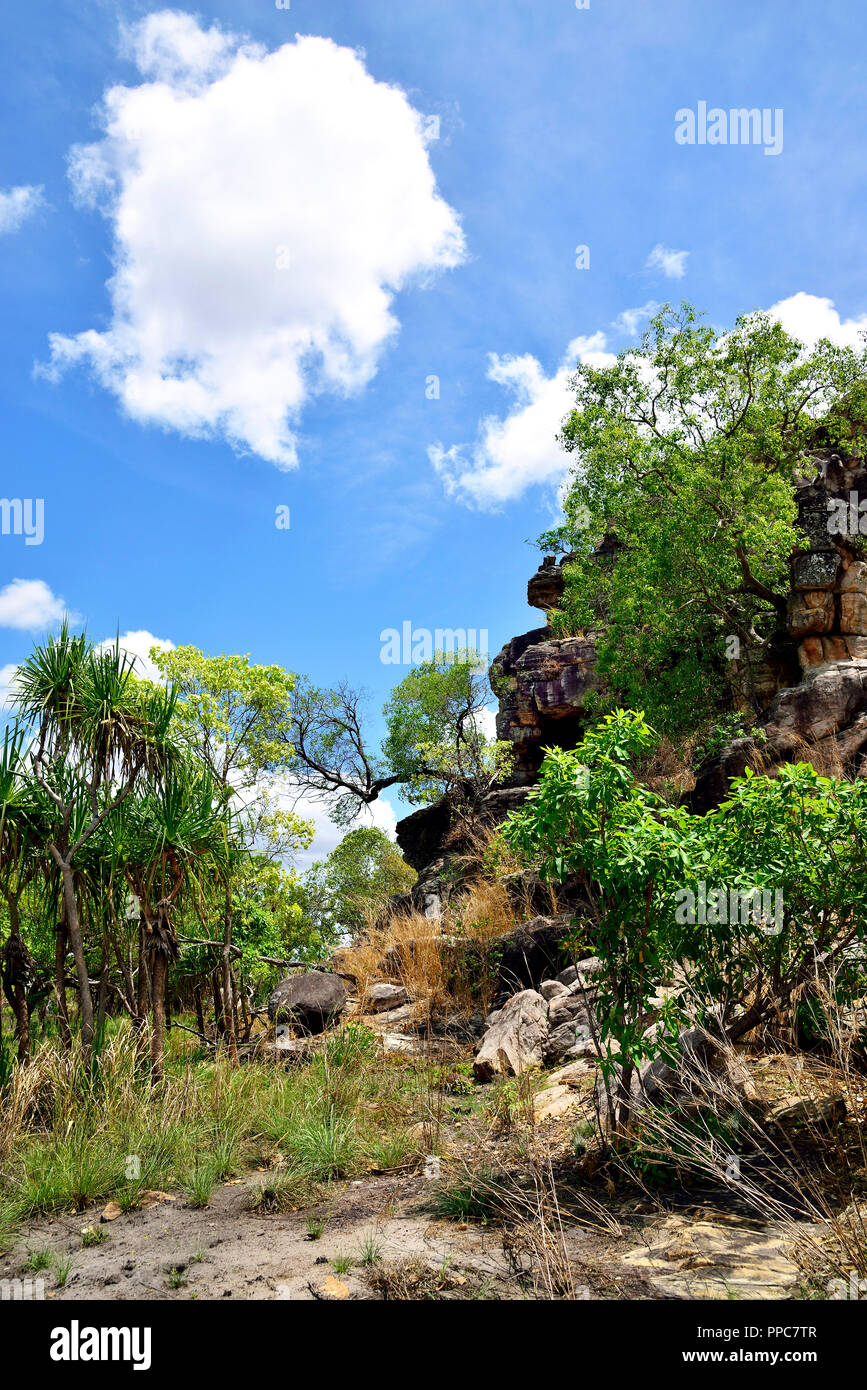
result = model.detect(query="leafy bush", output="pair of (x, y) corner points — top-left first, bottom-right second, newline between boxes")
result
(505, 709), (867, 1135)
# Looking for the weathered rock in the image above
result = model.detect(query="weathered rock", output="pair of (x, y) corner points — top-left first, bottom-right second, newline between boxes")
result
(527, 555), (568, 613)
(539, 979), (569, 1003)
(621, 1216), (803, 1299)
(364, 982), (410, 1014)
(769, 1095), (846, 1128)
(491, 633), (601, 785)
(494, 914), (576, 1001)
(544, 1021), (595, 1065)
(691, 660), (867, 811)
(267, 971), (346, 1033)
(473, 989), (548, 1080)
(787, 588), (835, 636)
(533, 1083), (583, 1123)
(595, 1028), (754, 1130)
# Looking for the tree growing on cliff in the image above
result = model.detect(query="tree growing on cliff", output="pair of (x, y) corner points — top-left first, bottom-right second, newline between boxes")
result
(541, 303), (867, 737)
(286, 653), (508, 824)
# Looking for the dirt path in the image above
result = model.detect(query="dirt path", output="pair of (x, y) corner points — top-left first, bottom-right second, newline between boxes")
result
(0, 1171), (576, 1301)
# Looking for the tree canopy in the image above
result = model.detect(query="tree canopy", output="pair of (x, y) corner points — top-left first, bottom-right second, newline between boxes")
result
(540, 303), (867, 738)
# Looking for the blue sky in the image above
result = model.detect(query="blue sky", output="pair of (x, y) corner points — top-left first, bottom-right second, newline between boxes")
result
(1, 0), (865, 858)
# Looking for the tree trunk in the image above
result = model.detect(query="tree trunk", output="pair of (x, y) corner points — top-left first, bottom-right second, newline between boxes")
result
(222, 885), (238, 1064)
(133, 923), (150, 1043)
(212, 970), (224, 1034)
(54, 918), (72, 1052)
(194, 983), (205, 1038)
(59, 861), (94, 1066)
(2, 898), (31, 1062)
(150, 952), (168, 1083)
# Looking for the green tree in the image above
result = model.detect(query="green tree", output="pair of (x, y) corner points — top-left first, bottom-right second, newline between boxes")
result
(14, 627), (177, 1067)
(505, 709), (867, 1137)
(149, 646), (311, 1059)
(382, 653), (510, 810)
(303, 827), (416, 942)
(541, 304), (867, 738)
(288, 654), (509, 824)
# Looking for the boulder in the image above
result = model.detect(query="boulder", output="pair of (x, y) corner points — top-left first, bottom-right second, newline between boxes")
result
(267, 971), (346, 1033)
(595, 1028), (755, 1131)
(621, 1216), (802, 1299)
(539, 979), (569, 1002)
(544, 1021), (595, 1066)
(364, 982), (410, 1014)
(769, 1095), (846, 1128)
(473, 989), (549, 1080)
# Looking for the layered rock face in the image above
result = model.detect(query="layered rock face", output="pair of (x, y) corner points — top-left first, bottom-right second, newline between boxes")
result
(490, 556), (601, 785)
(692, 452), (867, 809)
(395, 451), (867, 879)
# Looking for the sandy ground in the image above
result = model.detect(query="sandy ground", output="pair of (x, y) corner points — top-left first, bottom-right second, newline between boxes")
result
(0, 1166), (662, 1302)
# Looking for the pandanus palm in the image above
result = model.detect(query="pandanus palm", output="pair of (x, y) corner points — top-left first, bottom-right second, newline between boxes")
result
(0, 725), (42, 1059)
(13, 624), (177, 1066)
(118, 758), (234, 1079)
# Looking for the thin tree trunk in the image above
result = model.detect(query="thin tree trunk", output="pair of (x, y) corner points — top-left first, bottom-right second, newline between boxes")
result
(54, 917), (72, 1051)
(222, 885), (238, 1064)
(134, 923), (150, 1036)
(194, 983), (205, 1038)
(4, 898), (31, 1062)
(212, 970), (224, 1034)
(59, 862), (94, 1066)
(150, 952), (168, 1082)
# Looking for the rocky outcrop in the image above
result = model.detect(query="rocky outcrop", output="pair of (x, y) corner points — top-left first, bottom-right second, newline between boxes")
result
(394, 787), (530, 917)
(595, 1026), (756, 1133)
(267, 971), (346, 1034)
(526, 555), (567, 613)
(692, 456), (867, 810)
(474, 957), (602, 1079)
(488, 553), (602, 786)
(472, 989), (549, 1080)
(493, 913), (577, 1002)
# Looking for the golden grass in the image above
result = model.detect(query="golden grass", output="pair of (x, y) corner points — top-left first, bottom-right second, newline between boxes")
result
(337, 876), (525, 1018)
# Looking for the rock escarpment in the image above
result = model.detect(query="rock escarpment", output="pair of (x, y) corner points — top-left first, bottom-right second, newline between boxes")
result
(691, 452), (867, 810)
(394, 448), (867, 889)
(490, 556), (601, 785)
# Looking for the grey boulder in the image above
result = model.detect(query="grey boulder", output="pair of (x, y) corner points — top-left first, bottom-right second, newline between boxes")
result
(268, 971), (346, 1033)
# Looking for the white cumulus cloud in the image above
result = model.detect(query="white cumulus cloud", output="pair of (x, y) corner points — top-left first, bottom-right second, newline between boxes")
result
(42, 11), (465, 468)
(767, 292), (867, 349)
(433, 291), (867, 514)
(0, 579), (70, 630)
(96, 629), (176, 683)
(429, 334), (614, 510)
(645, 244), (689, 280)
(0, 185), (44, 235)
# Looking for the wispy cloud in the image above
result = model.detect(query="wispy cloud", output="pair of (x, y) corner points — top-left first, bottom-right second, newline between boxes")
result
(0, 184), (44, 235)
(645, 243), (689, 280)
